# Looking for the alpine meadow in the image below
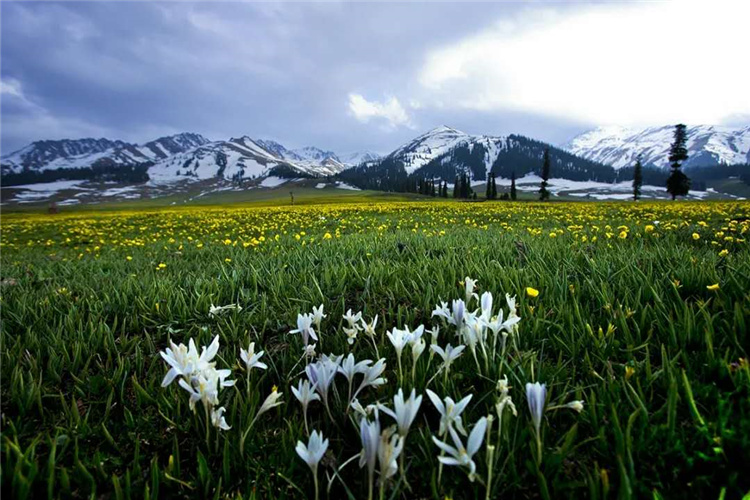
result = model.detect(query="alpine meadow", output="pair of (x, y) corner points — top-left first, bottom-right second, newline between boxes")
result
(2, 1), (750, 499)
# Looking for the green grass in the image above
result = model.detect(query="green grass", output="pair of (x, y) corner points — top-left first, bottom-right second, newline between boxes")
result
(1, 200), (749, 499)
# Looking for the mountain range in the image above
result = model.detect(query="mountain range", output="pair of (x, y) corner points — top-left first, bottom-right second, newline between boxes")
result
(2, 124), (748, 201)
(564, 124), (750, 170)
(1, 133), (379, 183)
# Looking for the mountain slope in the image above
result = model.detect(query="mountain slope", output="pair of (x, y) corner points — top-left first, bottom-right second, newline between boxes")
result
(564, 125), (750, 169)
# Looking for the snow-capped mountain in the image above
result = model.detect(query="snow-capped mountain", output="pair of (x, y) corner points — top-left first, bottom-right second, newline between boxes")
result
(339, 126), (617, 191)
(1, 133), (211, 173)
(363, 126), (611, 178)
(147, 136), (346, 182)
(254, 140), (376, 168)
(564, 125), (750, 170)
(2, 134), (357, 182)
(338, 151), (381, 166)
(387, 125), (474, 174)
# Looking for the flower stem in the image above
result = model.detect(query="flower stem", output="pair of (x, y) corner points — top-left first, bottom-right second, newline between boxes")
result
(313, 466), (320, 500)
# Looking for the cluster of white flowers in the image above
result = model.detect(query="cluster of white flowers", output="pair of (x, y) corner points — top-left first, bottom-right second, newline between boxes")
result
(159, 280), (584, 498)
(159, 335), (235, 430)
(160, 305), (281, 438)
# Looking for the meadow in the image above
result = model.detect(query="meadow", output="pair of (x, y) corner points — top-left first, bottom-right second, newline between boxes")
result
(1, 200), (749, 500)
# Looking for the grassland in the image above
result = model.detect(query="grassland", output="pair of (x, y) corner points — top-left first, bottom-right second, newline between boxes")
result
(2, 200), (749, 499)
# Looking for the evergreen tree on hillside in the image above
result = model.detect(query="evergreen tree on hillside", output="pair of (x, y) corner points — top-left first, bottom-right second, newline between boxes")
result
(539, 148), (551, 201)
(442, 181), (448, 198)
(453, 175), (459, 198)
(666, 124), (691, 200)
(510, 171), (517, 200)
(633, 155), (643, 201)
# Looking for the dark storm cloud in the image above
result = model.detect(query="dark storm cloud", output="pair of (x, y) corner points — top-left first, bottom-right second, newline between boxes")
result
(1, 1), (593, 155)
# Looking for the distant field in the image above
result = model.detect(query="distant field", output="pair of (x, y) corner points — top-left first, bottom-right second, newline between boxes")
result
(2, 200), (749, 499)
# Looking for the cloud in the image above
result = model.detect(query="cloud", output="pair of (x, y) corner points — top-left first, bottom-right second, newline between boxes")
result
(1, 77), (131, 153)
(347, 93), (412, 129)
(417, 1), (750, 126)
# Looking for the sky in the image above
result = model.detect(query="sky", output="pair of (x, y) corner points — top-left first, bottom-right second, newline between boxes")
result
(2, 0), (749, 156)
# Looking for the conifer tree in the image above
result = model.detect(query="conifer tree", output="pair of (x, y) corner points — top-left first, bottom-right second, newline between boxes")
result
(539, 148), (551, 201)
(453, 175), (459, 198)
(511, 171), (517, 200)
(633, 155), (643, 201)
(666, 124), (691, 200)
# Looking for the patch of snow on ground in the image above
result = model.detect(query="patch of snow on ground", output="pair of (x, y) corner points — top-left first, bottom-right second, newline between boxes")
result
(315, 183), (327, 189)
(335, 182), (361, 191)
(2, 180), (87, 191)
(260, 176), (288, 188)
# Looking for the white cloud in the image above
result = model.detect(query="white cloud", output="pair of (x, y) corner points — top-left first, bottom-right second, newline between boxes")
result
(347, 93), (412, 129)
(418, 1), (750, 126)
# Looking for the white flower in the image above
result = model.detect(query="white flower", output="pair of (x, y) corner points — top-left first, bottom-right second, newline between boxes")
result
(240, 341), (267, 371)
(344, 326), (359, 345)
(178, 366), (234, 411)
(296, 430), (329, 471)
(256, 387), (284, 418)
(311, 304), (326, 330)
(210, 406), (231, 430)
(386, 327), (411, 359)
(427, 325), (440, 345)
(486, 310), (521, 336)
(160, 338), (200, 387)
(464, 277), (478, 305)
(526, 382), (547, 435)
(303, 343), (317, 359)
(426, 389), (473, 436)
(563, 400), (585, 413)
(351, 398), (377, 417)
(451, 299), (466, 327)
(209, 303), (242, 318)
(291, 379), (320, 408)
(343, 309), (363, 329)
(495, 375), (517, 420)
(378, 427), (404, 480)
(432, 416), (487, 481)
(361, 315), (378, 337)
(378, 388), (422, 437)
(290, 313), (318, 346)
(431, 301), (451, 321)
(358, 358), (387, 391)
(480, 291), (493, 322)
(338, 353), (371, 383)
(506, 293), (519, 326)
(359, 417), (380, 480)
(305, 356), (340, 404)
(411, 337), (426, 364)
(431, 343), (465, 370)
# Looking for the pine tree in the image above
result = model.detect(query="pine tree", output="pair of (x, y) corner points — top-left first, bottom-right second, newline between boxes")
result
(510, 171), (517, 200)
(539, 148), (551, 201)
(453, 175), (459, 198)
(666, 124), (690, 200)
(442, 181), (448, 198)
(633, 155), (643, 201)
(486, 174), (492, 200)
